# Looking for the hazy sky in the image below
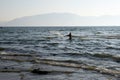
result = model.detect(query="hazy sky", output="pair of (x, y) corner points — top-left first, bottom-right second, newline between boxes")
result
(1, 0), (120, 21)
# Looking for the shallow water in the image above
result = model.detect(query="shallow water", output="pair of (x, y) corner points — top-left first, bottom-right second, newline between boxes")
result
(0, 27), (120, 79)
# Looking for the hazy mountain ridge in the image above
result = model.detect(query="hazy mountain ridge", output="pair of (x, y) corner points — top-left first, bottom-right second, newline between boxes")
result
(1, 13), (120, 26)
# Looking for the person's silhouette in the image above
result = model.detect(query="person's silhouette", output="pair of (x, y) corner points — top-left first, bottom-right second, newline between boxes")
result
(66, 32), (72, 40)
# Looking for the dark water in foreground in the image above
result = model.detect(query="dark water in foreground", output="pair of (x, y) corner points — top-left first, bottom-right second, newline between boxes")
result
(0, 27), (120, 79)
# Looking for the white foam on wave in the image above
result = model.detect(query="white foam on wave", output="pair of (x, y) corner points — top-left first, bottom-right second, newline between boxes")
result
(49, 31), (64, 37)
(0, 51), (8, 54)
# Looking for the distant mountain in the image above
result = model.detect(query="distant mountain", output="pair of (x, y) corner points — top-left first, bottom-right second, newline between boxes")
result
(1, 13), (120, 26)
(0, 21), (5, 26)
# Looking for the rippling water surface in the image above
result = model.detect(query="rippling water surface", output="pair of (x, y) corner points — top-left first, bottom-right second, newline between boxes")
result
(0, 27), (120, 72)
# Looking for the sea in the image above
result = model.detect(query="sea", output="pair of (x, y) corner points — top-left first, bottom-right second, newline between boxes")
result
(0, 26), (120, 80)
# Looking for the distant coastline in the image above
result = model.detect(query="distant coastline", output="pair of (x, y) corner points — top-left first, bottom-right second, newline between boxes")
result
(1, 13), (120, 26)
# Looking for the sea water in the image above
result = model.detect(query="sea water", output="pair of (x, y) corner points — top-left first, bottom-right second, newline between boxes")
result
(0, 27), (120, 79)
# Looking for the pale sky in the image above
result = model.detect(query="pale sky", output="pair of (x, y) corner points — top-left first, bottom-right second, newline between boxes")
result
(1, 0), (120, 21)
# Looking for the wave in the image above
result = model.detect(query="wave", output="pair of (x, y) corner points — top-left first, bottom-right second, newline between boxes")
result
(0, 41), (17, 44)
(41, 36), (58, 39)
(35, 58), (120, 77)
(0, 47), (5, 51)
(106, 46), (120, 50)
(100, 35), (120, 39)
(0, 51), (120, 77)
(91, 53), (120, 63)
(49, 31), (64, 37)
(62, 52), (120, 63)
(1, 45), (120, 63)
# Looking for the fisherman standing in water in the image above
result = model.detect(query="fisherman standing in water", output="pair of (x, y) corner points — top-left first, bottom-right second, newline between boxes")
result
(66, 32), (72, 40)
